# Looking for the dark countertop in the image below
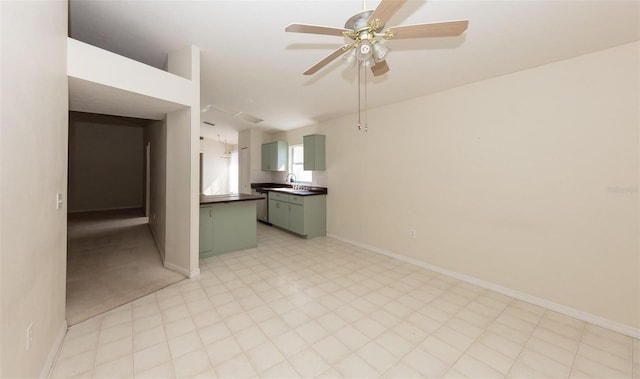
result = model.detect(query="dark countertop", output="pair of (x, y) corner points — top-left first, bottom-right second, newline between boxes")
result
(200, 193), (265, 205)
(251, 183), (328, 196)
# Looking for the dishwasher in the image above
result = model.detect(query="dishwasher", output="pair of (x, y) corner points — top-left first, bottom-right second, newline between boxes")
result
(253, 189), (270, 224)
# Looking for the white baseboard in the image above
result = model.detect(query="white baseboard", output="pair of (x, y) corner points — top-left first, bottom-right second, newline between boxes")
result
(164, 261), (200, 279)
(41, 319), (67, 378)
(327, 233), (640, 339)
(67, 205), (144, 213)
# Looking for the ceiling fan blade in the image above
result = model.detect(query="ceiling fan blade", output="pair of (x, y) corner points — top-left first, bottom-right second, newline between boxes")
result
(368, 0), (407, 29)
(371, 60), (389, 77)
(385, 20), (469, 39)
(303, 45), (351, 75)
(285, 23), (350, 37)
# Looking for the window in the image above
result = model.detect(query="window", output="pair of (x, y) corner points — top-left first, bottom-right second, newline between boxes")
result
(289, 144), (312, 183)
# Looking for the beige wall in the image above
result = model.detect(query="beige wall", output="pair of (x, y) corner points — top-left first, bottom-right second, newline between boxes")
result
(290, 42), (639, 331)
(0, 0), (68, 377)
(238, 128), (271, 193)
(68, 112), (144, 212)
(200, 138), (231, 195)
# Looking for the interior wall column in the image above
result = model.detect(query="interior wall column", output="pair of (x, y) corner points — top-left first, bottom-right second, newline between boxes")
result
(164, 45), (201, 277)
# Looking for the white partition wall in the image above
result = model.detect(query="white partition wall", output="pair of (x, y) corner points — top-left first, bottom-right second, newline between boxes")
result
(1, 2), (68, 377)
(67, 39), (202, 278)
(164, 46), (201, 278)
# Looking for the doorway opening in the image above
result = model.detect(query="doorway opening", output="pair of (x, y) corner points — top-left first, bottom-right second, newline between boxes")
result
(66, 112), (183, 325)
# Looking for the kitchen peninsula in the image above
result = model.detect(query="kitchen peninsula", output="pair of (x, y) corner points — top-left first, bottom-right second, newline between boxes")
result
(199, 193), (264, 258)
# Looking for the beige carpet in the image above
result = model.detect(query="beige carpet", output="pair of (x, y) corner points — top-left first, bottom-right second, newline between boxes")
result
(66, 208), (184, 325)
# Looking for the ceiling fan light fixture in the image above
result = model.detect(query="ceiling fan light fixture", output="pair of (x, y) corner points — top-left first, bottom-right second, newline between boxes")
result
(356, 40), (373, 60)
(372, 41), (390, 62)
(342, 48), (357, 67)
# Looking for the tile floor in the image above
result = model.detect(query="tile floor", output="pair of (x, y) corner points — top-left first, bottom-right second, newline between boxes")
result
(51, 223), (639, 378)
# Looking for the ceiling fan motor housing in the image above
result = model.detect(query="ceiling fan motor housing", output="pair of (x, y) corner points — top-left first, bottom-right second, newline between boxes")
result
(344, 10), (377, 31)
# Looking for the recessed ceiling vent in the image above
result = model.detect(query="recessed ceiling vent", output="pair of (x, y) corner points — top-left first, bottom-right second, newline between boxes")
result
(202, 103), (263, 124)
(234, 112), (263, 124)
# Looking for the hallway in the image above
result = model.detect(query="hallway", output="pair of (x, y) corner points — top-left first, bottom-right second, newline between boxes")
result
(66, 208), (184, 325)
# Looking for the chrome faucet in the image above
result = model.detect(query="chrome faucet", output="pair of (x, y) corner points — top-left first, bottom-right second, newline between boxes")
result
(285, 173), (297, 189)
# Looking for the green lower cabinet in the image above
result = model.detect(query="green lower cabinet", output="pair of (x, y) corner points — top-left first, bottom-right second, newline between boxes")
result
(288, 203), (305, 235)
(199, 207), (214, 253)
(199, 201), (258, 258)
(268, 199), (288, 229)
(268, 192), (326, 238)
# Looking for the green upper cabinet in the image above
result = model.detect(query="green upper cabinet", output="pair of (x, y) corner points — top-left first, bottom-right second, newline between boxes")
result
(303, 134), (326, 171)
(261, 141), (288, 171)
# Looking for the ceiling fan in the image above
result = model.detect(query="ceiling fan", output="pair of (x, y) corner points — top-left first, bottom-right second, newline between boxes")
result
(285, 0), (469, 76)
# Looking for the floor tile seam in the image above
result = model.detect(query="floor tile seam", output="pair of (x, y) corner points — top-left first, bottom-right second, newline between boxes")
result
(483, 296), (538, 378)
(378, 287), (484, 374)
(498, 308), (542, 329)
(55, 327), (98, 362)
(48, 331), (85, 377)
(398, 342), (451, 377)
(351, 345), (396, 376)
(168, 329), (208, 363)
(414, 285), (482, 329)
(567, 322), (588, 378)
(635, 340), (639, 377)
(579, 332), (635, 359)
(185, 291), (223, 324)
(132, 334), (171, 371)
(279, 346), (327, 377)
(534, 322), (585, 343)
(85, 315), (105, 378)
(158, 289), (195, 336)
(466, 339), (516, 375)
(93, 333), (135, 369)
(525, 334), (581, 362)
(213, 321), (264, 376)
(505, 308), (559, 378)
(134, 356), (176, 378)
(573, 340), (634, 375)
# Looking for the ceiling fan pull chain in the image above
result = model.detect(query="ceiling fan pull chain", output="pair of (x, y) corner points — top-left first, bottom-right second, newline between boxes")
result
(364, 64), (368, 132)
(357, 62), (362, 131)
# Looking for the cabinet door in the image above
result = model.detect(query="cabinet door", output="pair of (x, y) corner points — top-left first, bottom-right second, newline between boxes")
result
(268, 199), (288, 228)
(261, 143), (271, 171)
(262, 141), (288, 171)
(274, 141), (288, 171)
(303, 134), (326, 171)
(288, 203), (305, 235)
(210, 202), (257, 255)
(199, 207), (214, 253)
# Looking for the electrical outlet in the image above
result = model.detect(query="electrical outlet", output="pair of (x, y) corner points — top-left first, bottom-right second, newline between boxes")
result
(26, 323), (33, 351)
(409, 229), (416, 238)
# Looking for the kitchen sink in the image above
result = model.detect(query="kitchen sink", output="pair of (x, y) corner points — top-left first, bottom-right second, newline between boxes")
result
(270, 187), (317, 195)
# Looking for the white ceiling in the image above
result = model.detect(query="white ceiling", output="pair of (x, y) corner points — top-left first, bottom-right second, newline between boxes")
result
(69, 0), (639, 144)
